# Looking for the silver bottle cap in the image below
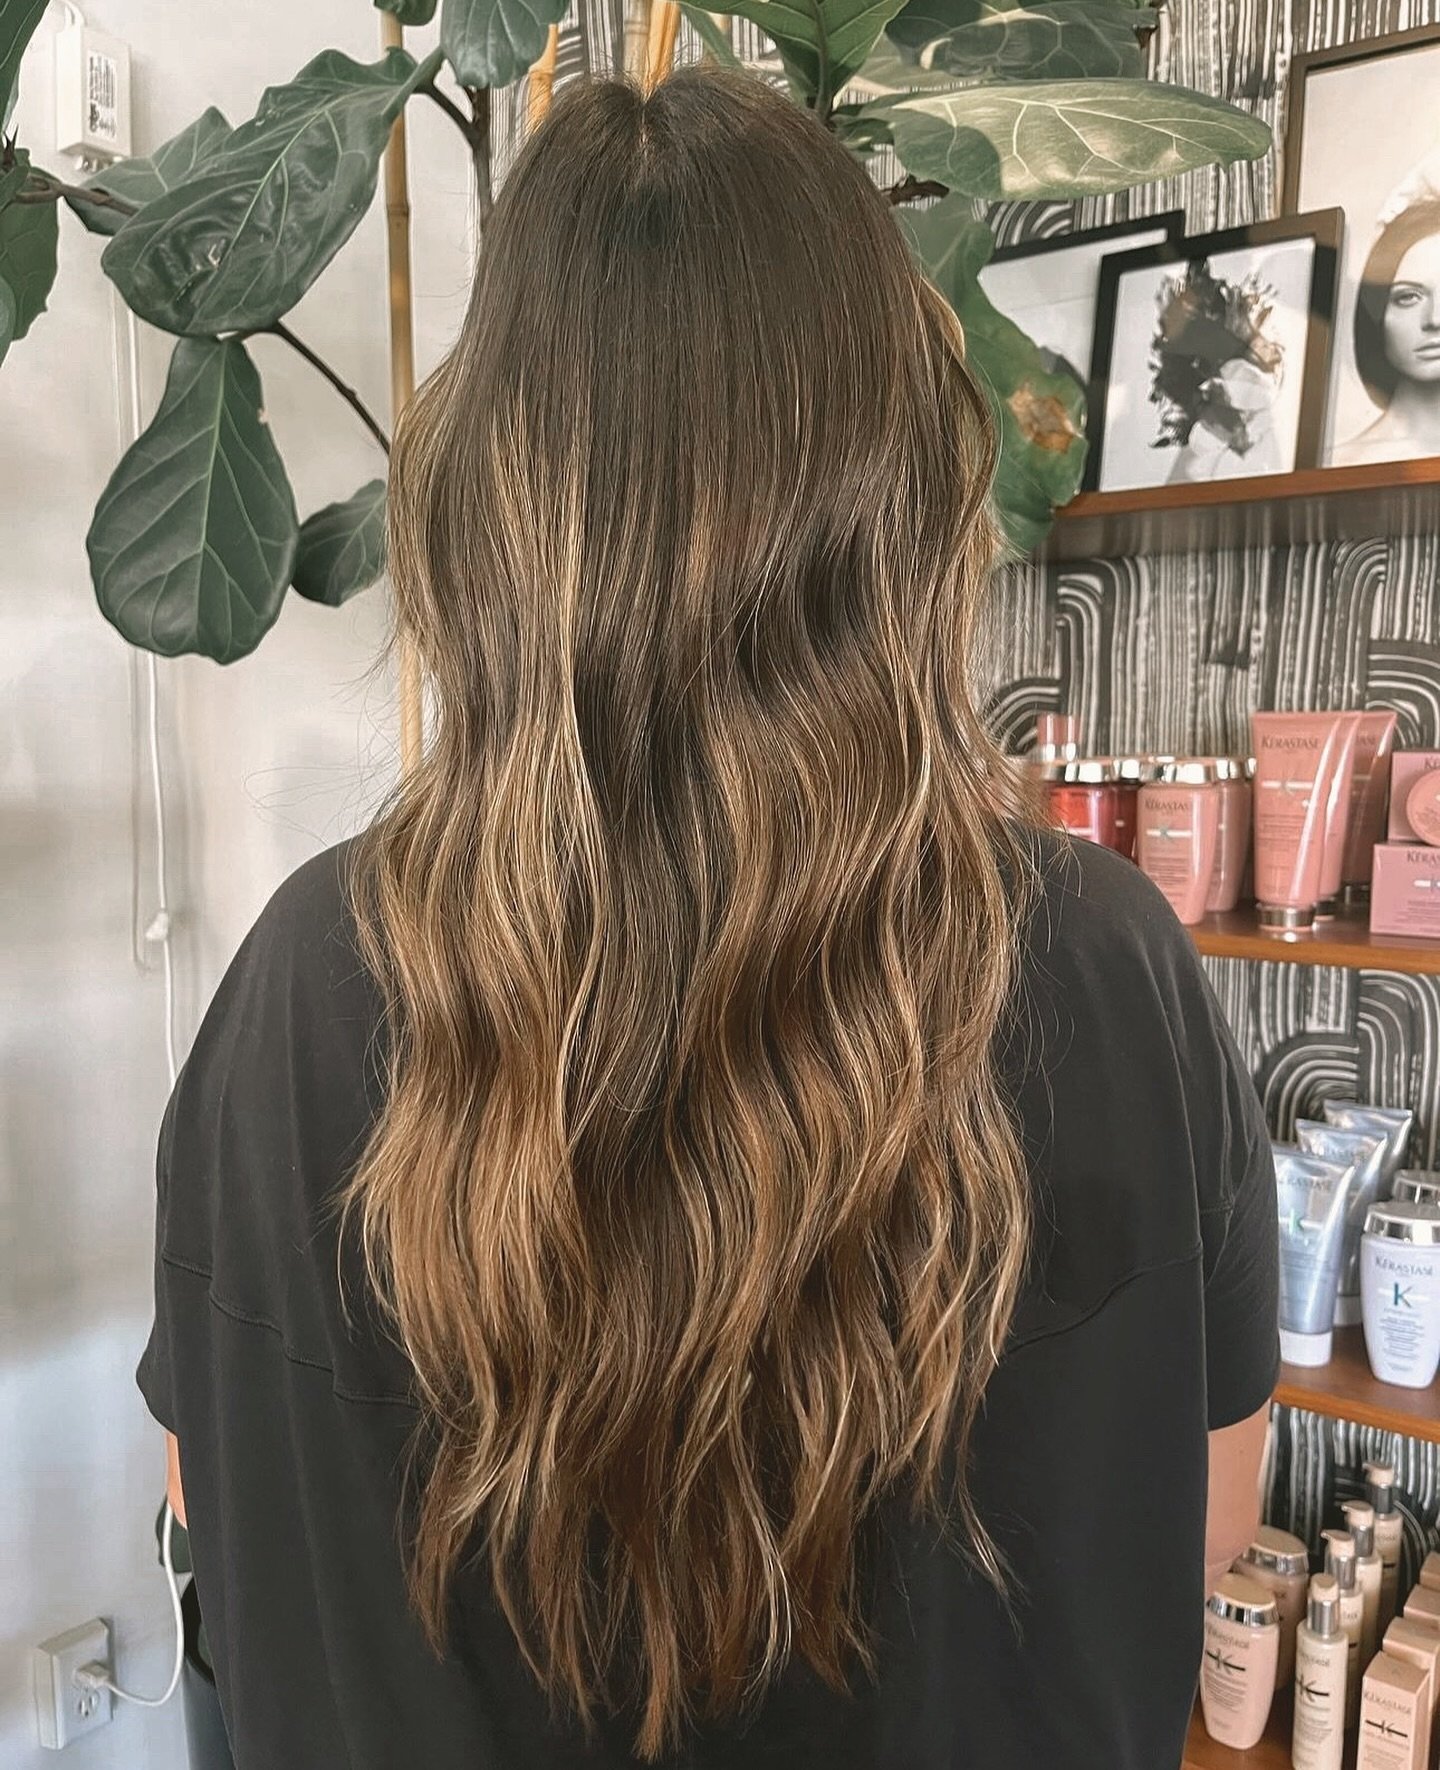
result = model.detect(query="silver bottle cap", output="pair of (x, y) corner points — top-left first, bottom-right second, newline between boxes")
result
(1136, 753), (1177, 780)
(1342, 1501), (1376, 1559)
(1394, 1171), (1440, 1207)
(1207, 1571), (1280, 1629)
(1088, 755), (1145, 784)
(1307, 1573), (1340, 1637)
(1243, 1526), (1308, 1578)
(1158, 759), (1220, 785)
(1193, 755), (1246, 782)
(1366, 1463), (1397, 1516)
(1363, 1201), (1440, 1246)
(1056, 758), (1117, 785)
(1257, 901), (1318, 934)
(1324, 1531), (1357, 1592)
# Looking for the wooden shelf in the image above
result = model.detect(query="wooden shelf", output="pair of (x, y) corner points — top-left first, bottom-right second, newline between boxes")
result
(1188, 907), (1440, 976)
(1044, 457), (1440, 562)
(1273, 1327), (1440, 1441)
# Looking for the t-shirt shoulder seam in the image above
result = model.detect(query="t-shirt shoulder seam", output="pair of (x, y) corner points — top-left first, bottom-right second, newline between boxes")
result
(1008, 1244), (1203, 1351)
(157, 1249), (415, 1410)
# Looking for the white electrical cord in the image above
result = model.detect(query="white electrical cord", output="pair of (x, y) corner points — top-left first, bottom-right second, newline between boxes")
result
(75, 1505), (186, 1709)
(107, 280), (186, 1708)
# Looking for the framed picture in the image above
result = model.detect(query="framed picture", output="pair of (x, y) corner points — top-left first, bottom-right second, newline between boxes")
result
(977, 212), (1185, 387)
(1085, 211), (1342, 493)
(1282, 26), (1440, 466)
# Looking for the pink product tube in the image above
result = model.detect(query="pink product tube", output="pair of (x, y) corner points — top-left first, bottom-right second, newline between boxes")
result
(1388, 752), (1440, 842)
(1201, 759), (1252, 913)
(1137, 766), (1221, 925)
(1317, 714), (1363, 919)
(1251, 713), (1349, 936)
(1342, 712), (1400, 896)
(1370, 845), (1440, 940)
(1406, 772), (1440, 847)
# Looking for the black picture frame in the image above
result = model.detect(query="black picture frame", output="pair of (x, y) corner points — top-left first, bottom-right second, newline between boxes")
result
(1281, 25), (1440, 216)
(978, 211), (1186, 386)
(1083, 210), (1343, 494)
(1280, 25), (1440, 467)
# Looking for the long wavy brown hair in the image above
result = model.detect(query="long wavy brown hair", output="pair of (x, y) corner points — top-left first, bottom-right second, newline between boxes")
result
(346, 66), (1035, 1762)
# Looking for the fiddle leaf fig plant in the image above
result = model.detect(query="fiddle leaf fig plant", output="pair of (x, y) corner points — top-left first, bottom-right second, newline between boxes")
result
(0, 0), (1271, 661)
(691, 0), (1269, 547)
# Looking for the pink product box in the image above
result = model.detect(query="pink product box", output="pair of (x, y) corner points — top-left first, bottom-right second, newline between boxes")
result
(1371, 844), (1440, 940)
(1388, 751), (1440, 843)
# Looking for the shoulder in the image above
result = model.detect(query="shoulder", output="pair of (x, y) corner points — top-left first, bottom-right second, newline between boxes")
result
(1001, 829), (1266, 1303)
(1015, 824), (1208, 1017)
(160, 836), (382, 1210)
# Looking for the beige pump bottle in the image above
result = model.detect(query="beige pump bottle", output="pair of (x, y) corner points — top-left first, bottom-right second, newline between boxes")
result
(1294, 1574), (1349, 1770)
(1345, 1501), (1386, 1664)
(1201, 1572), (1281, 1750)
(1367, 1462), (1405, 1630)
(1325, 1531), (1366, 1728)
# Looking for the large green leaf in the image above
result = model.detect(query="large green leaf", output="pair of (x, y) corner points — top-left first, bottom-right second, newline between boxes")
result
(884, 78), (1271, 197)
(73, 109), (233, 238)
(441, 0), (571, 91)
(888, 0), (1149, 56)
(87, 338), (299, 662)
(378, 0), (439, 20)
(292, 481), (387, 607)
(917, 2), (1154, 81)
(851, 34), (968, 94)
(0, 276), (15, 367)
(679, 6), (741, 66)
(102, 49), (440, 336)
(900, 195), (1086, 551)
(725, 0), (911, 105)
(0, 0), (47, 122)
(0, 152), (57, 341)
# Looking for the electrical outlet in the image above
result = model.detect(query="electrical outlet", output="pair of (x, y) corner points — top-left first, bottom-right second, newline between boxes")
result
(33, 1619), (113, 1749)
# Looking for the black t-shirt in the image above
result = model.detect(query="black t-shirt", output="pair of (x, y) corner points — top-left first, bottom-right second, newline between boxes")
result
(138, 828), (1278, 1770)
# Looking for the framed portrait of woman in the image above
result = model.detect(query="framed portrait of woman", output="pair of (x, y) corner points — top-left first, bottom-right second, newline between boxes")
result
(1084, 212), (1342, 493)
(1283, 25), (1440, 466)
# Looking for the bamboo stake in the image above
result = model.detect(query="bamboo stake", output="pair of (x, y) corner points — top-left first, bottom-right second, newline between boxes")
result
(623, 0), (654, 80)
(380, 12), (424, 775)
(645, 0), (681, 89)
(527, 26), (560, 132)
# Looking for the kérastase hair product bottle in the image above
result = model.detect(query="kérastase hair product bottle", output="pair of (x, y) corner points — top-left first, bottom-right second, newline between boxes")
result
(1325, 1531), (1365, 1729)
(1236, 1526), (1310, 1687)
(1361, 1203), (1440, 1388)
(1293, 1574), (1348, 1770)
(1368, 1462), (1405, 1631)
(1201, 1573), (1280, 1750)
(1345, 1501), (1385, 1666)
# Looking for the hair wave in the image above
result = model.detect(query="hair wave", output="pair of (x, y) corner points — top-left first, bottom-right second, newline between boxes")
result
(344, 68), (1035, 1761)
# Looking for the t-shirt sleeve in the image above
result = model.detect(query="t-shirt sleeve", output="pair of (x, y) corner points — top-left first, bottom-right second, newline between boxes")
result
(136, 1092), (182, 1433)
(1193, 984), (1280, 1431)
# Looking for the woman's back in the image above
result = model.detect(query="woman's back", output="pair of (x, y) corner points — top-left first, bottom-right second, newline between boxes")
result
(141, 830), (1276, 1768)
(139, 69), (1278, 1769)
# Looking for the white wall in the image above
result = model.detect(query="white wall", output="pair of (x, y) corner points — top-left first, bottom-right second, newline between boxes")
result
(0, 6), (474, 1765)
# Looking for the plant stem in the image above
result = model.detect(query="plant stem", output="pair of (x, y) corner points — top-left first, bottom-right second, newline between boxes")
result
(468, 86), (493, 226)
(886, 175), (949, 206)
(803, 0), (833, 122)
(265, 320), (391, 456)
(420, 79), (477, 147)
(14, 171), (137, 218)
